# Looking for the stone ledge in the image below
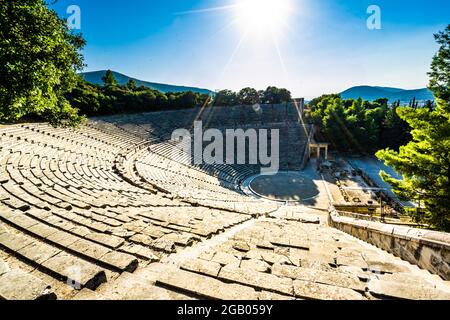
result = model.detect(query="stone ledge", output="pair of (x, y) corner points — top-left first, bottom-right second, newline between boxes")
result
(328, 207), (450, 280)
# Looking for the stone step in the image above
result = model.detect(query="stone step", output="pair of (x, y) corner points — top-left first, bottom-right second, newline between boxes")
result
(217, 265), (294, 296)
(0, 267), (56, 300)
(368, 277), (450, 300)
(271, 263), (367, 292)
(156, 268), (259, 300)
(0, 208), (137, 272)
(0, 229), (106, 290)
(293, 280), (366, 300)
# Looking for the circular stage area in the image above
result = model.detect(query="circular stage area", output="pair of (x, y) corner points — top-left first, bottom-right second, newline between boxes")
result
(243, 172), (319, 202)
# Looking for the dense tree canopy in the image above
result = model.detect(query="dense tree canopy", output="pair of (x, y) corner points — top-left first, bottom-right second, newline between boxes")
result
(376, 25), (450, 231)
(213, 86), (292, 106)
(213, 90), (239, 106)
(0, 0), (85, 126)
(66, 75), (212, 116)
(66, 76), (294, 116)
(307, 95), (411, 152)
(261, 86), (292, 104)
(237, 87), (261, 105)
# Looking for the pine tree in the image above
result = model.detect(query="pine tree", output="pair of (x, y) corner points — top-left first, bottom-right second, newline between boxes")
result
(126, 79), (137, 91)
(376, 25), (450, 231)
(102, 70), (118, 87)
(428, 25), (450, 105)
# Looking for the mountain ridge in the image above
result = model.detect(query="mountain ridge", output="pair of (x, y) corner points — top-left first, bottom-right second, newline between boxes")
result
(340, 85), (434, 102)
(79, 70), (214, 95)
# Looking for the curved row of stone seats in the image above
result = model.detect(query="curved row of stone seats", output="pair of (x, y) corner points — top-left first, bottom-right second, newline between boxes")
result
(1, 123), (260, 225)
(0, 216), (109, 291)
(143, 143), (250, 189)
(165, 142), (261, 186)
(89, 112), (311, 212)
(95, 104), (303, 142)
(1, 122), (277, 299)
(98, 122), (261, 200)
(92, 108), (310, 187)
(103, 105), (296, 130)
(109, 120), (309, 178)
(114, 140), (279, 214)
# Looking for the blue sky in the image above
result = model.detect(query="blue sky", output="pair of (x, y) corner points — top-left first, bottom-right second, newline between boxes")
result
(50, 0), (450, 98)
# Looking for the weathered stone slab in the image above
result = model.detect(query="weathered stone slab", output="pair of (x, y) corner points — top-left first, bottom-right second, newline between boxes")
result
(337, 266), (370, 281)
(157, 268), (258, 300)
(260, 251), (291, 266)
(0, 269), (56, 300)
(256, 240), (275, 250)
(181, 258), (222, 277)
(27, 223), (59, 239)
(240, 259), (271, 273)
(17, 242), (61, 265)
(365, 260), (410, 274)
(336, 255), (368, 269)
(258, 291), (295, 300)
(0, 231), (34, 252)
(218, 266), (293, 296)
(72, 288), (105, 300)
(99, 268), (194, 300)
(212, 252), (240, 266)
(368, 278), (450, 300)
(141, 225), (166, 239)
(0, 259), (10, 276)
(129, 233), (152, 246)
(118, 243), (159, 261)
(101, 250), (138, 272)
(272, 264), (366, 292)
(289, 248), (336, 267)
(84, 232), (124, 249)
(151, 237), (176, 253)
(68, 239), (111, 260)
(46, 231), (79, 247)
(232, 241), (251, 252)
(293, 280), (365, 300)
(41, 252), (106, 290)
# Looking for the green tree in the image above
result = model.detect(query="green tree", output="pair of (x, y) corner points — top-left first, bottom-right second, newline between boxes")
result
(214, 90), (238, 106)
(322, 98), (354, 150)
(376, 25), (450, 231)
(65, 79), (103, 116)
(261, 86), (292, 104)
(428, 25), (450, 104)
(0, 0), (85, 126)
(238, 87), (260, 105)
(380, 101), (411, 150)
(102, 70), (118, 87)
(126, 79), (137, 91)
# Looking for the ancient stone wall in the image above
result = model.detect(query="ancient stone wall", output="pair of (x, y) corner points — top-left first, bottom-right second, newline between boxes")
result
(328, 207), (450, 280)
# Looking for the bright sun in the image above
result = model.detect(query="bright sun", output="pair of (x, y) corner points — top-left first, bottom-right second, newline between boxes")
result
(234, 0), (292, 37)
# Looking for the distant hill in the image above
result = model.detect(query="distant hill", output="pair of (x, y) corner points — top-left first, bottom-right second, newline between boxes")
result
(340, 86), (434, 103)
(80, 70), (214, 95)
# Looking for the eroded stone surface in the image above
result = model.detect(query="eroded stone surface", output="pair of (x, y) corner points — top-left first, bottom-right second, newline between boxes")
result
(157, 268), (258, 300)
(0, 269), (56, 300)
(368, 277), (450, 300)
(293, 280), (365, 300)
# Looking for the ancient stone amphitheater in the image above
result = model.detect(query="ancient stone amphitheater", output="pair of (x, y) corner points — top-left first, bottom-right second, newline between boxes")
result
(0, 104), (449, 300)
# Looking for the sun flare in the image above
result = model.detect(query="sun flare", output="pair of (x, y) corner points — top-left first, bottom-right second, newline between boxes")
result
(234, 0), (292, 37)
